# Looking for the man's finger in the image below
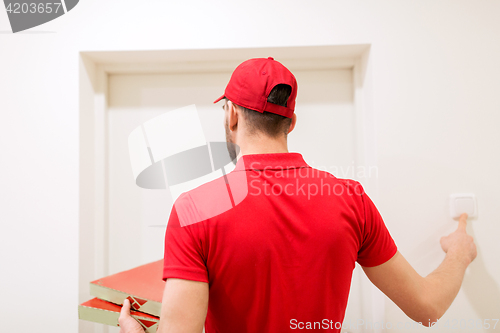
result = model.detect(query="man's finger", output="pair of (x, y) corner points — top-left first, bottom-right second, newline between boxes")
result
(119, 298), (131, 322)
(458, 213), (468, 230)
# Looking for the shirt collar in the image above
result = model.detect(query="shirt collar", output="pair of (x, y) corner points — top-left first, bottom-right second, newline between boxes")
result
(233, 153), (310, 171)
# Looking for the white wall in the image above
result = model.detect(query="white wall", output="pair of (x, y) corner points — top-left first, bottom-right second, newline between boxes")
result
(1, 1), (499, 332)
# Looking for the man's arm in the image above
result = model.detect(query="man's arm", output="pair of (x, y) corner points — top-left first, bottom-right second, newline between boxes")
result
(157, 278), (209, 333)
(119, 278), (208, 333)
(362, 213), (476, 326)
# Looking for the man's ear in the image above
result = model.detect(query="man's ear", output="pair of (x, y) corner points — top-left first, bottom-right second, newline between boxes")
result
(287, 113), (297, 134)
(227, 100), (239, 131)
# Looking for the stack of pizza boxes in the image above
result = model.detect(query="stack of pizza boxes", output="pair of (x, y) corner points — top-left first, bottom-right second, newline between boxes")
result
(79, 260), (164, 332)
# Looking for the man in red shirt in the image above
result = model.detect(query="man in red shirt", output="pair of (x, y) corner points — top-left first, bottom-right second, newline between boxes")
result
(119, 57), (477, 333)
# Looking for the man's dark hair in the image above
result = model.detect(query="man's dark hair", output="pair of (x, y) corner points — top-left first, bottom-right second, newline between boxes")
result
(232, 84), (293, 138)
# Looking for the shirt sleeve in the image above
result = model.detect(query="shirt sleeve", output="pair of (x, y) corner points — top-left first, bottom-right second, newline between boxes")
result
(356, 184), (398, 267)
(163, 204), (209, 282)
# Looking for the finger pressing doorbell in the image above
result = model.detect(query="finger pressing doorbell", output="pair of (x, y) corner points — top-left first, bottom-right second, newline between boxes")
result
(449, 193), (478, 220)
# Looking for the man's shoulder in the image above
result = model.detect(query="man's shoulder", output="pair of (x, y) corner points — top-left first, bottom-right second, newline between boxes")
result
(310, 170), (366, 198)
(307, 168), (364, 190)
(334, 177), (365, 196)
(173, 169), (248, 227)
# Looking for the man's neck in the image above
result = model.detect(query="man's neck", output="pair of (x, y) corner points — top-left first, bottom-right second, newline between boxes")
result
(238, 136), (289, 156)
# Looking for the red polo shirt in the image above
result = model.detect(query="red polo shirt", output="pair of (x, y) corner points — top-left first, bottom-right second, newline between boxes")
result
(163, 153), (397, 332)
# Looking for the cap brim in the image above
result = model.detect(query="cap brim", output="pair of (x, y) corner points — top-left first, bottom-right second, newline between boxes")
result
(213, 94), (225, 104)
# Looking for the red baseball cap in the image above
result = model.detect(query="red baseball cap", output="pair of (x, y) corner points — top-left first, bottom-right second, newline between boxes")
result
(214, 57), (298, 118)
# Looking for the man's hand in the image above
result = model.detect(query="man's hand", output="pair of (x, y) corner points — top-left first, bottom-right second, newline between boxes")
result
(118, 298), (146, 333)
(440, 213), (477, 265)
(362, 212), (478, 325)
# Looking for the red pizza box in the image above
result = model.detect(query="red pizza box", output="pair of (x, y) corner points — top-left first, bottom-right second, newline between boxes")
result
(90, 260), (165, 317)
(79, 297), (159, 332)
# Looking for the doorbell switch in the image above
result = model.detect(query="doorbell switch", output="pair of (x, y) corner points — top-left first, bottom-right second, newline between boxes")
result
(450, 193), (477, 220)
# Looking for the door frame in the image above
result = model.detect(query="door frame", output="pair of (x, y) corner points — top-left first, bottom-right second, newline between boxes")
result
(78, 45), (380, 333)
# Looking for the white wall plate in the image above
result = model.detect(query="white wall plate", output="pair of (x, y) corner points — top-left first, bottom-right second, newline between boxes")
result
(450, 193), (478, 220)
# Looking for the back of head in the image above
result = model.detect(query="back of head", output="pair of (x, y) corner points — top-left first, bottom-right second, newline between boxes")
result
(235, 84), (292, 138)
(214, 57), (298, 138)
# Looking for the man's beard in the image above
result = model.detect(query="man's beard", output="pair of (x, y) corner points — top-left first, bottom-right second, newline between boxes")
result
(225, 120), (238, 164)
